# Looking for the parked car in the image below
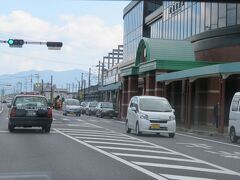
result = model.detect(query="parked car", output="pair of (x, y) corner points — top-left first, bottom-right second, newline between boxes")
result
(95, 102), (116, 118)
(228, 92), (240, 143)
(7, 95), (53, 133)
(80, 101), (88, 114)
(126, 96), (176, 137)
(62, 99), (81, 116)
(85, 101), (98, 116)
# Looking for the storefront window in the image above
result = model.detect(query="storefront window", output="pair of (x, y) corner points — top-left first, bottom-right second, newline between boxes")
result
(227, 3), (237, 26)
(219, 3), (226, 28)
(187, 7), (192, 37)
(237, 4), (240, 24)
(200, 2), (205, 33)
(192, 3), (196, 36)
(205, 3), (211, 30)
(211, 3), (218, 29)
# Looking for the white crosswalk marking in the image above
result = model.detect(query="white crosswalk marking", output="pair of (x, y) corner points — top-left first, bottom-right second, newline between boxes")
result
(84, 141), (161, 148)
(132, 162), (239, 175)
(160, 174), (217, 180)
(55, 126), (240, 180)
(112, 153), (198, 163)
(62, 118), (69, 121)
(96, 146), (178, 155)
(77, 137), (146, 144)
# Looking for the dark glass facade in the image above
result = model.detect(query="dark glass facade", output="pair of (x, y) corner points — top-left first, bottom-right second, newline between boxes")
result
(123, 1), (144, 62)
(150, 2), (240, 40)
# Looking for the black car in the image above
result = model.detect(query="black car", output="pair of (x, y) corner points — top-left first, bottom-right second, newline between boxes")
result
(8, 95), (53, 133)
(95, 102), (116, 118)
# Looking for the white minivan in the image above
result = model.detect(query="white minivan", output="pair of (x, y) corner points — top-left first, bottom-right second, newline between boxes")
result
(126, 96), (176, 137)
(229, 92), (240, 143)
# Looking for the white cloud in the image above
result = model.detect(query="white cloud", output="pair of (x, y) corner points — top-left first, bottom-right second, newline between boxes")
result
(0, 10), (123, 75)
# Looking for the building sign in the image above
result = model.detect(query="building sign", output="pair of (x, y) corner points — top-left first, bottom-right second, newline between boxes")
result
(169, 1), (185, 14)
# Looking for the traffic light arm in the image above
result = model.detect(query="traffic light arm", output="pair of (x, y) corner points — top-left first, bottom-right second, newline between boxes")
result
(0, 39), (63, 50)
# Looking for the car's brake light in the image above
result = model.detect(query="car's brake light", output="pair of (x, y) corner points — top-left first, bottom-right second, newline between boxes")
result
(10, 107), (16, 117)
(47, 108), (52, 118)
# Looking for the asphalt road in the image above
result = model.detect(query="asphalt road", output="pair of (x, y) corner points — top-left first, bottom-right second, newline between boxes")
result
(0, 104), (240, 180)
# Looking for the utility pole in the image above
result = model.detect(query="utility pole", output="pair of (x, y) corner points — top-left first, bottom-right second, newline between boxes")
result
(81, 73), (83, 90)
(50, 75), (53, 104)
(41, 79), (44, 95)
(98, 61), (101, 85)
(88, 68), (91, 89)
(78, 80), (80, 100)
(30, 74), (33, 92)
(83, 80), (86, 101)
(101, 61), (105, 86)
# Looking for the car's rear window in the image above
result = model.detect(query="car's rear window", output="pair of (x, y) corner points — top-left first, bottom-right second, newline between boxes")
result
(14, 96), (48, 108)
(102, 102), (113, 108)
(66, 99), (80, 106)
(89, 102), (98, 107)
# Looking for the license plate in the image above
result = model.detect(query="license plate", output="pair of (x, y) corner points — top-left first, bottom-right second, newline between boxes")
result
(150, 124), (160, 129)
(27, 111), (36, 116)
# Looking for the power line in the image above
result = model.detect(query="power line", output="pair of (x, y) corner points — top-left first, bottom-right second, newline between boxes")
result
(0, 50), (93, 66)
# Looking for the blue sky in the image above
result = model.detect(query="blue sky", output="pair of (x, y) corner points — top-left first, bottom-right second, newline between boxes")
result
(1, 0), (128, 26)
(0, 0), (129, 75)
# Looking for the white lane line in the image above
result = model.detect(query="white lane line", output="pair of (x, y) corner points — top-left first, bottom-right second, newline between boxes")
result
(112, 153), (198, 163)
(97, 146), (178, 155)
(68, 132), (131, 137)
(0, 105), (3, 114)
(116, 121), (125, 124)
(53, 118), (57, 121)
(0, 130), (8, 133)
(62, 129), (116, 133)
(133, 162), (240, 176)
(76, 137), (147, 144)
(60, 122), (240, 177)
(62, 118), (69, 121)
(54, 128), (167, 180)
(58, 128), (116, 134)
(74, 134), (137, 140)
(177, 133), (240, 148)
(75, 119), (83, 122)
(85, 123), (103, 128)
(5, 117), (8, 120)
(160, 174), (217, 180)
(84, 141), (158, 148)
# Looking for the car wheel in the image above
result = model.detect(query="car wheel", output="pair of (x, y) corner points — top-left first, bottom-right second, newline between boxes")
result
(169, 133), (175, 138)
(230, 128), (238, 143)
(8, 124), (14, 133)
(135, 122), (142, 136)
(43, 125), (51, 133)
(125, 120), (131, 133)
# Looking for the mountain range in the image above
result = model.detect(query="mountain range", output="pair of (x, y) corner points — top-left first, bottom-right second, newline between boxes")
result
(0, 69), (98, 94)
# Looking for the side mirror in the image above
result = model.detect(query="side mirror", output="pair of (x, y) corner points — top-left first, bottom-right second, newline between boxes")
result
(172, 109), (175, 113)
(131, 106), (137, 112)
(7, 104), (11, 108)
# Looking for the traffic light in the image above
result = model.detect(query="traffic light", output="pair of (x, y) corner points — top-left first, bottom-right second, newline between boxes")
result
(7, 39), (24, 47)
(46, 42), (63, 50)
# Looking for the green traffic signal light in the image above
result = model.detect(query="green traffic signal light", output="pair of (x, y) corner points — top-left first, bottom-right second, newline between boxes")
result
(7, 39), (14, 45)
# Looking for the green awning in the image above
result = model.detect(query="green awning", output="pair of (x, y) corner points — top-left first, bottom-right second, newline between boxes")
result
(98, 82), (121, 91)
(156, 62), (240, 82)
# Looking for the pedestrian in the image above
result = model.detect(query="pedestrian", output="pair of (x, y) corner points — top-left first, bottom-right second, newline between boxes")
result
(213, 102), (219, 128)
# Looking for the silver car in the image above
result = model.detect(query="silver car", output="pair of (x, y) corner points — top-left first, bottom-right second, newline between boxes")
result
(62, 99), (81, 116)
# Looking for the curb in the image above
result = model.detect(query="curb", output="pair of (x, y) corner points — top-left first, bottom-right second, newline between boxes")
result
(177, 127), (229, 139)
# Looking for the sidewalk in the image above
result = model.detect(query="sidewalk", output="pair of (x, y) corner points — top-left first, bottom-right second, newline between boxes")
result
(177, 124), (229, 139)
